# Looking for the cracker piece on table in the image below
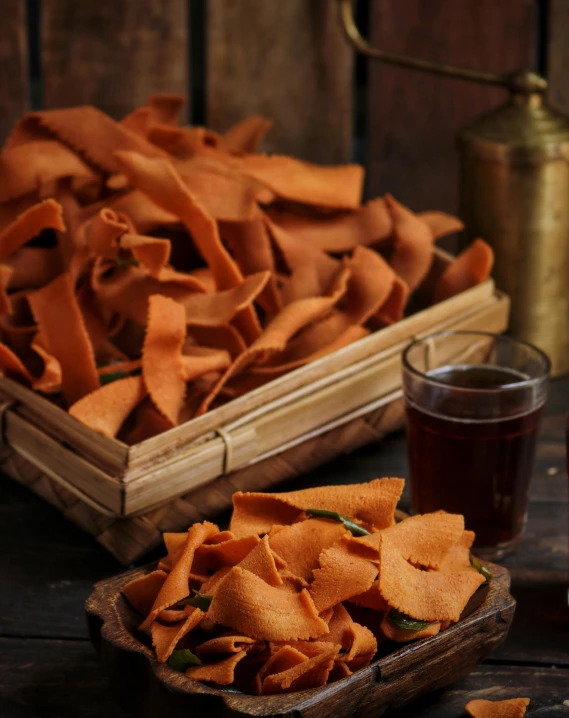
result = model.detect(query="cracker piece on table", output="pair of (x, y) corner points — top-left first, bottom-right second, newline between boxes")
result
(207, 566), (328, 641)
(268, 518), (348, 583)
(465, 698), (531, 718)
(385, 194), (434, 291)
(309, 538), (379, 612)
(140, 521), (219, 630)
(29, 271), (100, 405)
(266, 197), (392, 253)
(68, 375), (147, 438)
(0, 198), (65, 262)
(434, 239), (494, 303)
(122, 570), (168, 616)
(378, 533), (485, 623)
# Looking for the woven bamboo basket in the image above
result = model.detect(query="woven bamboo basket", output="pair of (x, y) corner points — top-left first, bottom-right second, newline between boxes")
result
(0, 249), (510, 563)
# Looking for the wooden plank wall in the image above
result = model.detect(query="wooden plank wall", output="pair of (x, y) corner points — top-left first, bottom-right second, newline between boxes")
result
(0, 0), (560, 220)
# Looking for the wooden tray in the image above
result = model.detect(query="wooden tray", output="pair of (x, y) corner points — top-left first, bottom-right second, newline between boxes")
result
(86, 561), (515, 718)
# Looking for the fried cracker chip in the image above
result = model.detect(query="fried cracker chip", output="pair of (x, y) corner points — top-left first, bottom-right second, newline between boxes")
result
(386, 194), (434, 291)
(152, 607), (204, 662)
(69, 375), (147, 437)
(237, 535), (283, 587)
(122, 570), (168, 616)
(0, 199), (65, 262)
(186, 650), (249, 685)
(194, 534), (261, 572)
(196, 634), (260, 656)
(379, 533), (485, 622)
(417, 210), (464, 239)
(0, 341), (34, 382)
(29, 272), (99, 405)
(267, 198), (392, 253)
(220, 115), (273, 154)
(236, 154), (363, 210)
(140, 520), (219, 630)
(268, 518), (347, 583)
(465, 698), (530, 718)
(434, 239), (494, 303)
(357, 511), (465, 569)
(258, 645), (337, 695)
(348, 580), (388, 612)
(230, 478), (404, 538)
(380, 611), (441, 643)
(207, 566), (328, 641)
(309, 538), (379, 612)
(142, 295), (187, 426)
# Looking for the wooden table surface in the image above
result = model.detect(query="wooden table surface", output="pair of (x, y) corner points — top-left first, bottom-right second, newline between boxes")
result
(1, 380), (568, 718)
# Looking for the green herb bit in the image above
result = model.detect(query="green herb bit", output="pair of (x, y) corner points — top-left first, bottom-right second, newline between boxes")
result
(471, 558), (493, 583)
(114, 255), (140, 268)
(168, 649), (203, 672)
(180, 590), (213, 611)
(305, 508), (370, 537)
(388, 609), (433, 632)
(99, 370), (127, 385)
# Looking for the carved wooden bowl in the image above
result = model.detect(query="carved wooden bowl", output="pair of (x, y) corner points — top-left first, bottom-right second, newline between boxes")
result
(86, 559), (514, 718)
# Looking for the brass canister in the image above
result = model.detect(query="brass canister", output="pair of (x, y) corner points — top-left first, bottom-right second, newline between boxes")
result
(458, 72), (569, 375)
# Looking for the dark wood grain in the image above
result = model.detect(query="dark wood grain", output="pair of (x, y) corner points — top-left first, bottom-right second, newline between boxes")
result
(548, 0), (569, 114)
(366, 0), (535, 213)
(86, 562), (513, 718)
(206, 0), (353, 164)
(0, 0), (29, 144)
(41, 0), (188, 119)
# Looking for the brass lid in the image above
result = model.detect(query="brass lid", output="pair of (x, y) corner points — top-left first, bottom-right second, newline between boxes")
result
(458, 71), (569, 162)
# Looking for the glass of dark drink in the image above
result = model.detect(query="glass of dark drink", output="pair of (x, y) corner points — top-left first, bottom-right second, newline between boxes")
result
(402, 331), (550, 561)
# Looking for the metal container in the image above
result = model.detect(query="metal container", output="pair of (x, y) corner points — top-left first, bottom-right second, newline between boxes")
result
(338, 0), (569, 375)
(459, 72), (569, 375)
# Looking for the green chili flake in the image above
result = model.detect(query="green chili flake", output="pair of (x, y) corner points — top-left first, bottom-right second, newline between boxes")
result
(168, 649), (203, 672)
(180, 590), (213, 611)
(304, 508), (370, 536)
(387, 609), (433, 632)
(99, 370), (127, 385)
(471, 558), (492, 583)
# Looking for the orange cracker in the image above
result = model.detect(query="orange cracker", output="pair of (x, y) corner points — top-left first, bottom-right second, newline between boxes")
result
(152, 607), (204, 662)
(348, 580), (388, 612)
(259, 645), (337, 695)
(417, 210), (464, 239)
(29, 272), (100, 405)
(0, 341), (33, 383)
(358, 511), (465, 569)
(140, 520), (219, 630)
(318, 602), (376, 670)
(30, 332), (62, 394)
(378, 533), (485, 622)
(374, 275), (409, 326)
(6, 247), (63, 292)
(84, 208), (130, 258)
(207, 566), (329, 641)
(268, 518), (348, 583)
(142, 295), (187, 426)
(434, 239), (494, 303)
(196, 634), (260, 656)
(236, 535), (283, 587)
(194, 534), (261, 573)
(235, 154), (364, 210)
(465, 698), (531, 718)
(186, 651), (249, 686)
(219, 115), (273, 153)
(69, 375), (147, 437)
(122, 570), (168, 616)
(385, 194), (434, 291)
(380, 612), (441, 643)
(120, 234), (171, 276)
(266, 198), (392, 253)
(309, 538), (379, 612)
(0, 199), (65, 262)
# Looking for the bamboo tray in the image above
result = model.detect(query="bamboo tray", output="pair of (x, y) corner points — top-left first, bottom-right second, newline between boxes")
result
(86, 560), (515, 717)
(0, 250), (510, 562)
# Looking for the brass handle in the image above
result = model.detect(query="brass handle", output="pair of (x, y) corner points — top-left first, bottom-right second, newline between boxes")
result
(338, 0), (547, 93)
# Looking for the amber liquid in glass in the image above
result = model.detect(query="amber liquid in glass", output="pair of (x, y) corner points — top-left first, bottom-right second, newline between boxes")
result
(406, 365), (542, 549)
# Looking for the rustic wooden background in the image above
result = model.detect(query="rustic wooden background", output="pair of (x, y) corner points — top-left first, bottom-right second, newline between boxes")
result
(1, 0), (566, 215)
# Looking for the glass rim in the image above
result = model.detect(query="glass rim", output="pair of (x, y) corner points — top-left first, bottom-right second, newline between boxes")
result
(402, 330), (551, 393)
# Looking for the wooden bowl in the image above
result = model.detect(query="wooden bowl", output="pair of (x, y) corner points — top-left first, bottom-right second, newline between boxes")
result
(86, 561), (515, 718)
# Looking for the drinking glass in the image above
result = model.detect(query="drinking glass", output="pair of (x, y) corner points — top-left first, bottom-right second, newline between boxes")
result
(402, 331), (550, 560)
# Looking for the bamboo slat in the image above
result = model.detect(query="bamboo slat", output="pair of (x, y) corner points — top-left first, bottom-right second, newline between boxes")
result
(41, 0), (188, 119)
(206, 0), (353, 163)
